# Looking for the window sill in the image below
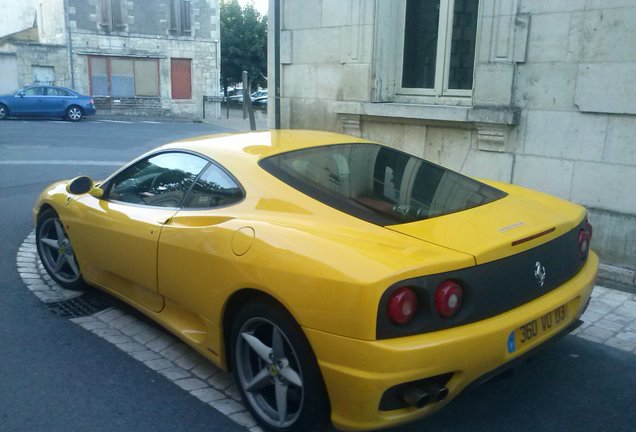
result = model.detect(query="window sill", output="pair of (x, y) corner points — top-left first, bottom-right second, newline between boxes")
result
(333, 102), (520, 126)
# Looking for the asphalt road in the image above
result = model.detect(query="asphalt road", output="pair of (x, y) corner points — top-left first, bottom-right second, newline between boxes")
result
(1, 118), (635, 432)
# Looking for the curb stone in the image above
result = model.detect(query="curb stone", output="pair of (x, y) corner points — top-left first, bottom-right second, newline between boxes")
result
(598, 263), (636, 294)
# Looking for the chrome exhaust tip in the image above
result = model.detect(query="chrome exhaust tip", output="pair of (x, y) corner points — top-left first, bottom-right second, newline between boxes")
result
(401, 383), (449, 408)
(401, 385), (432, 408)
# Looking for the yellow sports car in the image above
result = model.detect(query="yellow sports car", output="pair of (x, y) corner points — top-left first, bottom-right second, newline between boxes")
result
(34, 130), (597, 432)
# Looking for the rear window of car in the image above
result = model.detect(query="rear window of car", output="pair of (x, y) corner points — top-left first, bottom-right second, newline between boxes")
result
(47, 88), (72, 96)
(259, 143), (507, 225)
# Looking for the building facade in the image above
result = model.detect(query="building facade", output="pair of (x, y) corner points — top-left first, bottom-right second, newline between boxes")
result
(0, 0), (220, 118)
(268, 0), (636, 270)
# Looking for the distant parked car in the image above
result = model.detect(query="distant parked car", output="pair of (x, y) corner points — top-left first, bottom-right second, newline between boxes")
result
(227, 88), (268, 107)
(227, 92), (245, 106)
(251, 89), (267, 99)
(0, 85), (96, 122)
(252, 95), (268, 110)
(220, 87), (242, 102)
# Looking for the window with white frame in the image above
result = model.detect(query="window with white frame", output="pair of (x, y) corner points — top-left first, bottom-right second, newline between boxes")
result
(398, 0), (479, 98)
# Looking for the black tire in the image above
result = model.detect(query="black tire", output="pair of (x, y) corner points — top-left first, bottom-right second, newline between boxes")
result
(66, 105), (83, 122)
(36, 208), (85, 290)
(0, 104), (8, 120)
(230, 298), (331, 432)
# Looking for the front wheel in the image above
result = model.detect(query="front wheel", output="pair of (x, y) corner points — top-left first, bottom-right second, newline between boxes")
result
(231, 299), (330, 432)
(36, 209), (85, 290)
(66, 106), (83, 122)
(0, 104), (8, 120)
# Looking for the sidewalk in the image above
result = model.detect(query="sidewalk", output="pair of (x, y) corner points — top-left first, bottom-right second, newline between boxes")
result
(573, 286), (636, 353)
(201, 106), (268, 132)
(89, 106), (269, 132)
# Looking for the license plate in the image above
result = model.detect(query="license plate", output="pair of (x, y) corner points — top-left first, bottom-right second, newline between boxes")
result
(507, 304), (569, 354)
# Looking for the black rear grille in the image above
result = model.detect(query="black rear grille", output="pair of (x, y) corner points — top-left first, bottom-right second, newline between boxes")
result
(377, 220), (588, 339)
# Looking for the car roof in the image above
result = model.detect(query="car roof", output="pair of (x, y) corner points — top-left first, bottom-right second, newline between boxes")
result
(161, 130), (374, 163)
(22, 85), (77, 93)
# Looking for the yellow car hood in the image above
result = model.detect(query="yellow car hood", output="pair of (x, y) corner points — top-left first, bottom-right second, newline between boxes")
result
(386, 181), (587, 265)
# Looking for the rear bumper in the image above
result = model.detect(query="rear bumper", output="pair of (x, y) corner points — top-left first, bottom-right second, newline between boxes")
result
(304, 252), (598, 431)
(83, 105), (97, 116)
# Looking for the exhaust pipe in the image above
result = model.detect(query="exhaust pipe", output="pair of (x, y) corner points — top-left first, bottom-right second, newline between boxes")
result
(401, 385), (432, 408)
(401, 383), (449, 408)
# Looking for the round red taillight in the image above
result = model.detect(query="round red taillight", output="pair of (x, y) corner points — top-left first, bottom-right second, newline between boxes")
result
(435, 280), (463, 318)
(387, 287), (418, 325)
(578, 220), (593, 258)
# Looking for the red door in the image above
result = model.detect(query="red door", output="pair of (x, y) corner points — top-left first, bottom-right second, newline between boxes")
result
(171, 58), (192, 99)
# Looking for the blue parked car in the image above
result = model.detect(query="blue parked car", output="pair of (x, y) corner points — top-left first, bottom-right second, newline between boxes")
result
(0, 85), (96, 122)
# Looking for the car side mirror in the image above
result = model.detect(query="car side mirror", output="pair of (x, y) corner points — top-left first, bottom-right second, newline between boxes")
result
(66, 176), (103, 198)
(17, 92), (24, 97)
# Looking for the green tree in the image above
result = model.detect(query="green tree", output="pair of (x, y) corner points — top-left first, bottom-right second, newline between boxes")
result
(220, 0), (267, 91)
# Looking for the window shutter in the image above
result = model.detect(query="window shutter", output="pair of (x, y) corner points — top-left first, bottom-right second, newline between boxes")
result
(181, 0), (192, 35)
(169, 0), (179, 33)
(171, 58), (192, 99)
(111, 0), (126, 30)
(98, 0), (112, 30)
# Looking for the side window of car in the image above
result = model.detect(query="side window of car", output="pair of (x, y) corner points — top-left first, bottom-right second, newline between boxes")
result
(23, 87), (45, 96)
(47, 88), (71, 96)
(373, 148), (409, 203)
(182, 163), (243, 209)
(107, 152), (208, 208)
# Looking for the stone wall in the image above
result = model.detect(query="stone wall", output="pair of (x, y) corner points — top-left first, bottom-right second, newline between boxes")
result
(93, 96), (165, 116)
(12, 42), (70, 88)
(270, 0), (636, 269)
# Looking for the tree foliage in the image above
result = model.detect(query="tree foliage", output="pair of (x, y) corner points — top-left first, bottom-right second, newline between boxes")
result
(220, 0), (267, 90)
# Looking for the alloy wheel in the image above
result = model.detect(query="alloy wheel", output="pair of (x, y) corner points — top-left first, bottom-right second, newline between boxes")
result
(0, 105), (6, 119)
(38, 216), (81, 284)
(235, 317), (304, 429)
(67, 107), (82, 121)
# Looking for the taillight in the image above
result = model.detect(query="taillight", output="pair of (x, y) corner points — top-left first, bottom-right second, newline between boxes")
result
(578, 220), (592, 258)
(89, 98), (94, 105)
(387, 287), (418, 325)
(435, 280), (463, 318)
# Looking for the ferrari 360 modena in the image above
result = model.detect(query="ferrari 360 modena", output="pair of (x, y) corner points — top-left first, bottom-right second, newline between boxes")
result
(34, 130), (597, 432)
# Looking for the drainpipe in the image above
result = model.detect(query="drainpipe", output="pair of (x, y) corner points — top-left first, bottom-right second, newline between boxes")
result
(274, 0), (281, 129)
(63, 0), (75, 89)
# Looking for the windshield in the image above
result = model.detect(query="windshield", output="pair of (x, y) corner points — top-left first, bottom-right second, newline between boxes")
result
(260, 143), (507, 225)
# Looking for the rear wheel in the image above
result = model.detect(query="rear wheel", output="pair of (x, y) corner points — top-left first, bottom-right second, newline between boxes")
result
(231, 299), (330, 432)
(66, 105), (83, 122)
(36, 209), (85, 290)
(0, 104), (8, 120)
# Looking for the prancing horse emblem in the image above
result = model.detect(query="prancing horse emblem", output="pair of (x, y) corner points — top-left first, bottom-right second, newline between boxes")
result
(534, 261), (546, 287)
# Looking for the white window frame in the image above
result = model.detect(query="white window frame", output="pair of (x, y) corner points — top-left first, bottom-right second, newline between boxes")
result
(395, 0), (480, 102)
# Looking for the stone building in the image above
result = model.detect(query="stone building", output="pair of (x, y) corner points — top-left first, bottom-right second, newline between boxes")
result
(268, 0), (636, 271)
(0, 0), (220, 118)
